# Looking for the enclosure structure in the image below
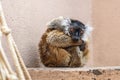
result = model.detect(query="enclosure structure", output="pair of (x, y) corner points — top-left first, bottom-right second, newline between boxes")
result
(1, 0), (120, 80)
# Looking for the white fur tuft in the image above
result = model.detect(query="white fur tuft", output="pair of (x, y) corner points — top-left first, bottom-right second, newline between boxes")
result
(46, 16), (71, 28)
(61, 17), (71, 26)
(46, 16), (63, 27)
(82, 24), (93, 41)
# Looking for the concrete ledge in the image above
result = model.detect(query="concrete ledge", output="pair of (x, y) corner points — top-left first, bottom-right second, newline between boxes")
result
(28, 66), (120, 80)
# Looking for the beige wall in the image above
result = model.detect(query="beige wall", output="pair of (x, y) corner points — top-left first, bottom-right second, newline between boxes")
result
(92, 0), (120, 67)
(1, 0), (91, 67)
(2, 0), (120, 68)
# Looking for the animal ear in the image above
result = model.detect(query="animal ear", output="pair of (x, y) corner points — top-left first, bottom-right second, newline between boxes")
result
(82, 24), (93, 41)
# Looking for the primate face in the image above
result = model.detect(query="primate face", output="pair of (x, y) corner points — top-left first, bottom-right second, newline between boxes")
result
(69, 19), (86, 42)
(47, 17), (89, 42)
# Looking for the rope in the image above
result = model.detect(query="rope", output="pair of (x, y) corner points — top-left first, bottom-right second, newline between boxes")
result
(0, 28), (17, 80)
(0, 1), (32, 80)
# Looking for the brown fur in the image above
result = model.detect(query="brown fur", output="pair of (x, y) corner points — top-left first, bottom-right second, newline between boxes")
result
(39, 28), (89, 67)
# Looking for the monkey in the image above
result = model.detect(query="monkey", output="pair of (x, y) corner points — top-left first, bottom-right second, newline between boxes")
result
(39, 17), (92, 67)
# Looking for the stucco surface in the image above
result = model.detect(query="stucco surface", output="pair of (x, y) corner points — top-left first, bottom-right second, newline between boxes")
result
(92, 0), (120, 67)
(1, 0), (120, 68)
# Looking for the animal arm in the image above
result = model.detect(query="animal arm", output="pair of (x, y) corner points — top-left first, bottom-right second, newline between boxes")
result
(46, 30), (82, 47)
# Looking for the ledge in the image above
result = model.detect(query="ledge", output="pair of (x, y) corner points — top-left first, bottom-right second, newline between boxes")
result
(28, 66), (120, 80)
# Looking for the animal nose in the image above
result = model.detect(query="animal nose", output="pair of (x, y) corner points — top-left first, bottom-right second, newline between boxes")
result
(72, 37), (79, 42)
(76, 32), (79, 36)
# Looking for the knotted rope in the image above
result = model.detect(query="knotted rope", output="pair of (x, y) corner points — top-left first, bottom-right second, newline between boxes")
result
(0, 1), (32, 80)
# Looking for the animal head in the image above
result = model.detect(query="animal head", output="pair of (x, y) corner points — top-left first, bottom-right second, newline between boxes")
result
(47, 16), (93, 42)
(68, 19), (86, 42)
